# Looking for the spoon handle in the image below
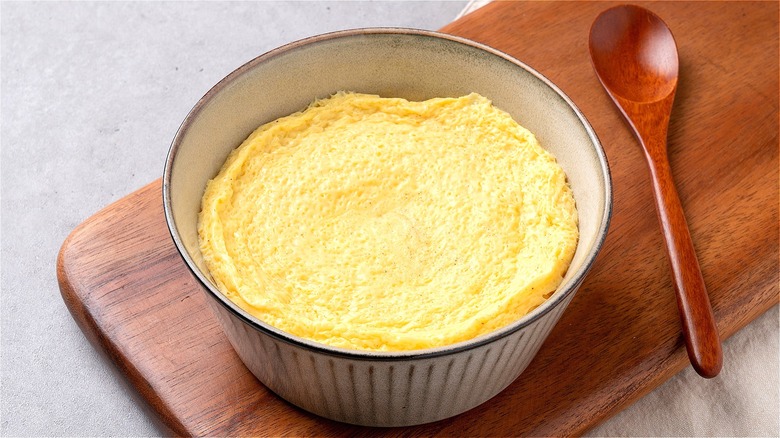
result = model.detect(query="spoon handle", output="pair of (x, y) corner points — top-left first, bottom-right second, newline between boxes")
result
(644, 143), (723, 378)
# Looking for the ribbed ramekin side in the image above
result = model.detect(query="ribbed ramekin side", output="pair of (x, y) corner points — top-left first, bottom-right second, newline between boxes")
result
(203, 283), (581, 426)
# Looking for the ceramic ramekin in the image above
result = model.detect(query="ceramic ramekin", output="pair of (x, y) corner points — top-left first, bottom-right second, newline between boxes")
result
(163, 28), (612, 427)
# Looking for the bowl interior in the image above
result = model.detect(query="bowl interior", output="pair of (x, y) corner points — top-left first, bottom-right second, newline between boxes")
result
(165, 29), (610, 350)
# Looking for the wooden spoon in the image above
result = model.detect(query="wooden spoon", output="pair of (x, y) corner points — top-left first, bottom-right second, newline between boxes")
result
(589, 5), (722, 378)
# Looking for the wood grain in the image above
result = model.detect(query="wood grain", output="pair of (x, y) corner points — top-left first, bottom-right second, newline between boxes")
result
(58, 2), (779, 436)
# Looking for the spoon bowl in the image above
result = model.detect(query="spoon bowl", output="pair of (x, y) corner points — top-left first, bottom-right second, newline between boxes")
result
(589, 5), (723, 378)
(590, 6), (679, 103)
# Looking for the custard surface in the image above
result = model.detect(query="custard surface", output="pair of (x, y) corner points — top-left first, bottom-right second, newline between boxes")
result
(198, 93), (578, 351)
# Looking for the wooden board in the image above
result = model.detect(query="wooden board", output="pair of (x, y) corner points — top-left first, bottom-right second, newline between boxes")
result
(57, 2), (779, 436)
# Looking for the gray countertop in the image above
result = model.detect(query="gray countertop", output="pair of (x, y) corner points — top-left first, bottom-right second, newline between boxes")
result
(1, 2), (777, 436)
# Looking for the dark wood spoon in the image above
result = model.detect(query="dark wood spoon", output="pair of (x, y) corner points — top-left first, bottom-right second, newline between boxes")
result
(589, 5), (722, 378)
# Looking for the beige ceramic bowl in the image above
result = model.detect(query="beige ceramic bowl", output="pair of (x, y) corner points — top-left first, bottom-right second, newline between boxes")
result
(164, 28), (612, 427)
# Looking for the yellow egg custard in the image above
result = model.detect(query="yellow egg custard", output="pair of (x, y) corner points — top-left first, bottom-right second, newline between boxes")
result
(198, 92), (578, 351)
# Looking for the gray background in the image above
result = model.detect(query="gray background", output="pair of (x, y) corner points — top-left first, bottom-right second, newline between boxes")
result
(1, 1), (777, 436)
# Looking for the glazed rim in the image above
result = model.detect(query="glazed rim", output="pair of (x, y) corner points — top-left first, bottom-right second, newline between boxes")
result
(163, 28), (613, 361)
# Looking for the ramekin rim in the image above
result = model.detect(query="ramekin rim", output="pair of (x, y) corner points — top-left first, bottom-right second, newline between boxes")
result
(163, 27), (613, 361)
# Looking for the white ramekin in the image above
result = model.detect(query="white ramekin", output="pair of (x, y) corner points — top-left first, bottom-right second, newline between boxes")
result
(164, 28), (612, 427)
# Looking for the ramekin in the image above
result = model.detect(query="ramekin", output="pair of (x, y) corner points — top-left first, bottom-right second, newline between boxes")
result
(163, 28), (612, 427)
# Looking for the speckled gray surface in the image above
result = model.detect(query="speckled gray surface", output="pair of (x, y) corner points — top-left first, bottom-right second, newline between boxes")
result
(1, 1), (777, 436)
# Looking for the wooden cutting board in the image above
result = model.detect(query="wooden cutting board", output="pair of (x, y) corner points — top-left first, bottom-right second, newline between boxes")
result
(57, 2), (778, 436)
